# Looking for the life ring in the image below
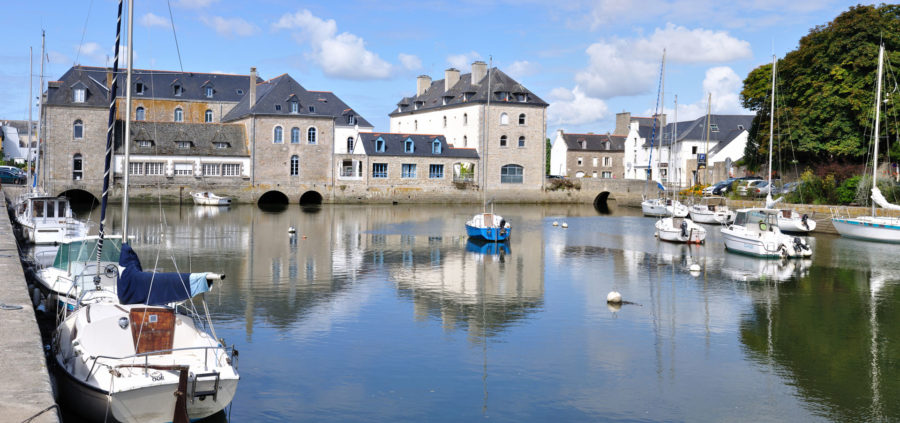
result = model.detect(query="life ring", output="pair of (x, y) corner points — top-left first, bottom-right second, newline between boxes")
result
(759, 222), (768, 231)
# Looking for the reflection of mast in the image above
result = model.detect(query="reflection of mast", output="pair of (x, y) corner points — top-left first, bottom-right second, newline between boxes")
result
(869, 272), (883, 419)
(481, 241), (489, 415)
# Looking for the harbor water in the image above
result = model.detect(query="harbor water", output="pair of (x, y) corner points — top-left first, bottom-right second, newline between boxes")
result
(45, 202), (899, 421)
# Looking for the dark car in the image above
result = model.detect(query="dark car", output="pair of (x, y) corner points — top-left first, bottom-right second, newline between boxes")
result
(0, 168), (26, 184)
(711, 178), (738, 195)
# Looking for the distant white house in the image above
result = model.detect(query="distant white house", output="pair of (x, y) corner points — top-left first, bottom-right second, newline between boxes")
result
(550, 130), (625, 179)
(1, 121), (37, 164)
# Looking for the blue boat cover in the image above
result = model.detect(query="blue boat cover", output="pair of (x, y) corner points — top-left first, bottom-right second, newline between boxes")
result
(117, 243), (210, 305)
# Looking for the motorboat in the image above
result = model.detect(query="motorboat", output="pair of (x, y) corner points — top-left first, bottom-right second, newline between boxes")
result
(34, 235), (124, 311)
(642, 197), (689, 217)
(721, 208), (812, 258)
(14, 195), (89, 244)
(774, 208), (816, 233)
(655, 216), (706, 244)
(466, 212), (511, 242)
(689, 196), (734, 224)
(191, 191), (231, 206)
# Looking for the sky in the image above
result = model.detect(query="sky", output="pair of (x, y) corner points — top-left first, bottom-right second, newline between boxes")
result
(0, 0), (872, 139)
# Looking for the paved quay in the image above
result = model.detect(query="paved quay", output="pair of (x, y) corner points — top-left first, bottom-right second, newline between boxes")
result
(0, 187), (59, 422)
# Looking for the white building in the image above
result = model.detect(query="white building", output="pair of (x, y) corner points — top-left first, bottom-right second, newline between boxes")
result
(1, 121), (38, 164)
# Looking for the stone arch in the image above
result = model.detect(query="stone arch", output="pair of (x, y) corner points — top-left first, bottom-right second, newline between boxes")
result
(58, 188), (100, 211)
(299, 190), (323, 205)
(593, 191), (612, 214)
(258, 190), (289, 205)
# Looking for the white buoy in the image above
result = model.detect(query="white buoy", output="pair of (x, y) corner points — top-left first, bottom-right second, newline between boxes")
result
(689, 264), (701, 272)
(288, 226), (296, 234)
(561, 222), (568, 228)
(606, 291), (622, 304)
(552, 221), (559, 226)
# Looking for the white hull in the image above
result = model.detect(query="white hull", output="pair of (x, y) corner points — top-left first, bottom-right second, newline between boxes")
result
(776, 211), (816, 233)
(689, 208), (733, 224)
(833, 216), (900, 243)
(721, 208), (812, 258)
(655, 218), (707, 243)
(642, 199), (688, 217)
(192, 192), (231, 206)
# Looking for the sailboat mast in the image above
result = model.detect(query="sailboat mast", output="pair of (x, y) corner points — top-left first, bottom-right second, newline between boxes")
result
(703, 93), (711, 185)
(482, 56), (492, 210)
(659, 50), (665, 186)
(122, 0), (134, 243)
(36, 31), (45, 191)
(768, 55), (776, 191)
(645, 49), (665, 190)
(872, 45), (885, 216)
(672, 95), (677, 189)
(26, 46), (32, 190)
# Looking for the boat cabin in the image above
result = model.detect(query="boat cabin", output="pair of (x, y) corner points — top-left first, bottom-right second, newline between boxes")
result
(733, 209), (778, 233)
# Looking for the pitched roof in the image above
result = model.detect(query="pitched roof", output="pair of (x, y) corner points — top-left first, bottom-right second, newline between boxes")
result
(641, 114), (754, 148)
(46, 66), (261, 107)
(114, 121), (248, 157)
(221, 74), (372, 127)
(561, 133), (625, 152)
(359, 133), (479, 159)
(389, 68), (547, 116)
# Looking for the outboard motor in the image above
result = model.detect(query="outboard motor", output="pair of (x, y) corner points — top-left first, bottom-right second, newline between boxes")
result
(680, 220), (689, 238)
(793, 236), (809, 252)
(801, 214), (810, 230)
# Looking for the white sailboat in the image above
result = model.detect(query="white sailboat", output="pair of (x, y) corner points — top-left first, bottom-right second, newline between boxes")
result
(52, 3), (239, 422)
(656, 96), (706, 243)
(191, 191), (232, 206)
(832, 44), (900, 243)
(690, 94), (735, 225)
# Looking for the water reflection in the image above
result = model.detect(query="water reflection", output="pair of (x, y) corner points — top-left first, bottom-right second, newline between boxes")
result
(465, 239), (510, 255)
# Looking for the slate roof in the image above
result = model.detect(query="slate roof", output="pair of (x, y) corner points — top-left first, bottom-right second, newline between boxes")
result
(389, 68), (547, 116)
(46, 66), (261, 107)
(641, 114), (754, 148)
(561, 133), (626, 152)
(358, 133), (479, 159)
(221, 74), (372, 127)
(114, 121), (248, 157)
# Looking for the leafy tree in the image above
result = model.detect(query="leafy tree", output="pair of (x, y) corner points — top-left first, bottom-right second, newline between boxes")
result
(545, 137), (551, 175)
(740, 4), (900, 167)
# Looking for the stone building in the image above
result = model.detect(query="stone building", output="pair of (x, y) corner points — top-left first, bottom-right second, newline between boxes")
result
(389, 62), (547, 191)
(549, 130), (625, 179)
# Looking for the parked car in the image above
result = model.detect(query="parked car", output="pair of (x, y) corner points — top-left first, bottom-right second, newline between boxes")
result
(0, 168), (26, 184)
(0, 166), (26, 178)
(751, 181), (771, 197)
(738, 179), (766, 196)
(711, 178), (739, 195)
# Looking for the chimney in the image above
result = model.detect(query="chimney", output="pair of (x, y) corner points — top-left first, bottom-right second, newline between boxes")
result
(444, 68), (460, 91)
(416, 75), (431, 97)
(614, 112), (631, 136)
(249, 67), (257, 110)
(471, 61), (487, 85)
(653, 113), (666, 130)
(106, 70), (114, 90)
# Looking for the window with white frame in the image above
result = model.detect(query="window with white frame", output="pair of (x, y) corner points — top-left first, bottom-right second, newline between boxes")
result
(206, 87), (213, 98)
(592, 158), (599, 167)
(372, 163), (387, 178)
(176, 141), (192, 149)
(290, 127), (299, 144)
(500, 113), (509, 125)
(174, 107), (183, 122)
(348, 114), (356, 125)
(274, 126), (283, 144)
(203, 163), (220, 176)
(128, 162), (143, 175)
(73, 120), (84, 139)
(603, 157), (611, 167)
(432, 139), (441, 154)
(73, 88), (85, 103)
(577, 157), (583, 166)
(205, 110), (213, 123)
(290, 101), (299, 114)
(402, 164), (416, 178)
(214, 142), (229, 149)
(593, 171), (598, 178)
(518, 136), (525, 148)
(136, 107), (145, 121)
(222, 163), (241, 176)
(429, 164), (444, 179)
(307, 127), (317, 144)
(173, 163), (193, 176)
(602, 171), (612, 178)
(290, 155), (299, 176)
(347, 137), (354, 152)
(137, 140), (153, 148)
(145, 162), (164, 175)
(72, 154), (83, 180)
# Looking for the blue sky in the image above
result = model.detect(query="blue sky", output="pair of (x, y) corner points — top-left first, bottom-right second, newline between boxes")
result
(0, 0), (869, 138)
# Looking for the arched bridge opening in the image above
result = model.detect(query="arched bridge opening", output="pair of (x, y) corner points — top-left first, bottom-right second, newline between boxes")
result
(257, 190), (289, 213)
(299, 191), (323, 205)
(59, 189), (100, 212)
(593, 191), (612, 214)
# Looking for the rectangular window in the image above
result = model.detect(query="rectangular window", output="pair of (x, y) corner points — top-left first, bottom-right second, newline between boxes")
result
(602, 171), (612, 179)
(402, 164), (416, 178)
(603, 157), (611, 167)
(592, 158), (598, 167)
(710, 124), (719, 132)
(137, 140), (153, 148)
(73, 88), (85, 103)
(135, 83), (144, 94)
(222, 163), (241, 176)
(203, 163), (220, 176)
(577, 157), (583, 166)
(291, 102), (298, 113)
(145, 162), (164, 175)
(173, 163), (193, 176)
(128, 162), (143, 175)
(692, 146), (698, 154)
(206, 87), (213, 98)
(308, 105), (315, 113)
(214, 142), (229, 149)
(372, 163), (387, 178)
(176, 141), (192, 149)
(429, 164), (444, 179)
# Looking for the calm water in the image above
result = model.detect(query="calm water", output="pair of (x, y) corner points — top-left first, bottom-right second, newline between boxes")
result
(58, 202), (899, 422)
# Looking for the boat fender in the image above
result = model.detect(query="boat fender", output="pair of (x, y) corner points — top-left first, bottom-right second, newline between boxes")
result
(801, 214), (810, 229)
(680, 220), (688, 238)
(759, 222), (768, 231)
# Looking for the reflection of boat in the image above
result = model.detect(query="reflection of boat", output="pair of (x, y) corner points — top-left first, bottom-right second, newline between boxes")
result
(655, 216), (706, 244)
(466, 211), (511, 242)
(689, 196), (734, 224)
(194, 204), (228, 219)
(466, 238), (510, 255)
(721, 208), (811, 258)
(721, 252), (811, 282)
(14, 195), (88, 244)
(191, 191), (231, 206)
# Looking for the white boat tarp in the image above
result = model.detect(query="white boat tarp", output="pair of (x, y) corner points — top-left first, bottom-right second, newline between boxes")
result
(765, 193), (783, 209)
(870, 187), (900, 211)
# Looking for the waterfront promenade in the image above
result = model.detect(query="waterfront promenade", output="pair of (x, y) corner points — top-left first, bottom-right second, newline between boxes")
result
(0, 187), (59, 422)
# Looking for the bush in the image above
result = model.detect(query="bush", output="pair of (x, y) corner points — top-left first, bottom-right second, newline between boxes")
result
(679, 185), (706, 197)
(546, 178), (581, 191)
(835, 175), (866, 205)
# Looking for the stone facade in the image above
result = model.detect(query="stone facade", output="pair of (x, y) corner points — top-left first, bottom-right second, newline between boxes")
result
(43, 104), (108, 195)
(234, 115), (335, 186)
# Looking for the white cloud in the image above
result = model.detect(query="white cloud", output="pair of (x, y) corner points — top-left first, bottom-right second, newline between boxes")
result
(447, 51), (481, 71)
(139, 12), (169, 28)
(272, 9), (394, 80)
(176, 0), (217, 8)
(398, 53), (422, 71)
(660, 66), (747, 121)
(584, 0), (836, 29)
(573, 24), (750, 99)
(47, 51), (71, 66)
(75, 42), (106, 65)
(201, 16), (259, 38)
(547, 86), (609, 126)
(506, 60), (538, 79)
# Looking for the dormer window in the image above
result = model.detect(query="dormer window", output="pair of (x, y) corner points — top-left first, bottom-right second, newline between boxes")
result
(214, 142), (230, 149)
(348, 114), (356, 125)
(432, 139), (441, 154)
(404, 138), (414, 153)
(442, 96), (453, 105)
(275, 104), (282, 111)
(308, 105), (315, 113)
(135, 82), (145, 95)
(236, 89), (244, 95)
(516, 93), (527, 102)
(738, 124), (745, 131)
(710, 124), (719, 132)
(176, 141), (192, 149)
(579, 140), (586, 149)
(375, 137), (385, 152)
(205, 87), (213, 98)
(414, 101), (424, 110)
(173, 84), (183, 96)
(290, 101), (298, 114)
(463, 92), (474, 102)
(137, 140), (154, 148)
(73, 88), (85, 103)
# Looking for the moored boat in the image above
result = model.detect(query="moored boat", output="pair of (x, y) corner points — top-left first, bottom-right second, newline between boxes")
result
(689, 196), (734, 224)
(655, 216), (706, 244)
(466, 212), (511, 242)
(191, 191), (231, 206)
(721, 208), (811, 258)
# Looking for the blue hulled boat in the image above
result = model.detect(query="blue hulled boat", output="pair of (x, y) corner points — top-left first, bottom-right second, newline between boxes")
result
(465, 212), (511, 242)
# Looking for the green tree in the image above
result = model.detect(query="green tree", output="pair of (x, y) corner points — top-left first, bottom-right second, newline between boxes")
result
(740, 4), (900, 166)
(545, 137), (551, 175)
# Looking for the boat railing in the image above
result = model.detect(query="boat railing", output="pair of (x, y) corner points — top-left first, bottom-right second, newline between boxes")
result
(85, 344), (238, 382)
